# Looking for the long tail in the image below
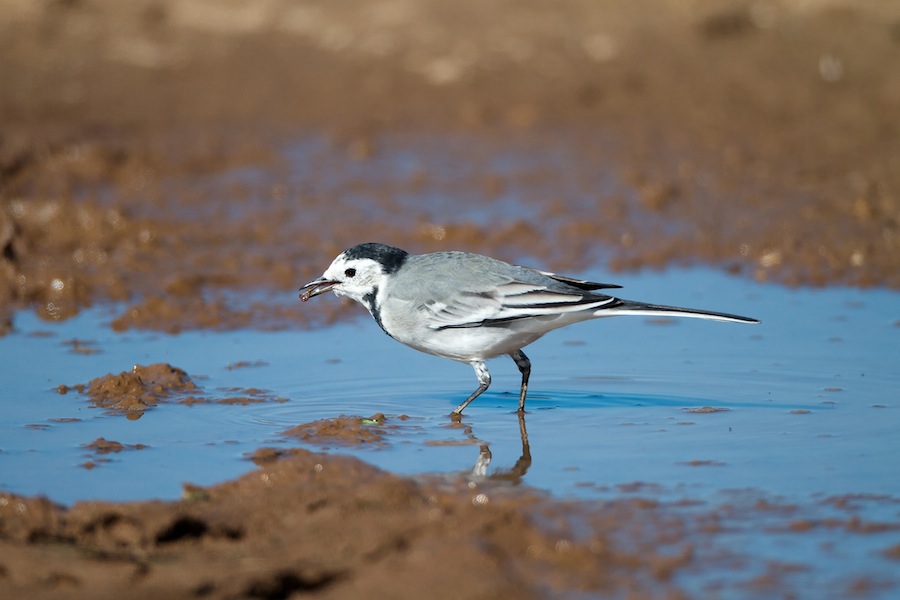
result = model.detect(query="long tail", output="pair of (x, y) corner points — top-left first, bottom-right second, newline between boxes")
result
(596, 298), (759, 324)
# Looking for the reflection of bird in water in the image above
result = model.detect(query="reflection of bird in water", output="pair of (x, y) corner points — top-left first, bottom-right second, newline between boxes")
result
(469, 413), (532, 484)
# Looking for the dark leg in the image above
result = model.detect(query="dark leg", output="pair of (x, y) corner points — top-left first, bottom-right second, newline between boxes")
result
(509, 349), (531, 413)
(453, 360), (491, 415)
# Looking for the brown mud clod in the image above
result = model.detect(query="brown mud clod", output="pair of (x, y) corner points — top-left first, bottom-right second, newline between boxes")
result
(61, 363), (288, 416)
(61, 363), (197, 415)
(282, 413), (400, 447)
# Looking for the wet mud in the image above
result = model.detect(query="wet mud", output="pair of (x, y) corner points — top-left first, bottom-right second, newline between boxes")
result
(60, 363), (198, 415)
(80, 437), (149, 470)
(3, 447), (900, 599)
(0, 450), (689, 599)
(2, 0), (900, 597)
(283, 413), (405, 448)
(59, 363), (288, 417)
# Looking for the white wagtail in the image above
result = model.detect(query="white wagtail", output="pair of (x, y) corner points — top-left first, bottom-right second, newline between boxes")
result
(300, 243), (759, 415)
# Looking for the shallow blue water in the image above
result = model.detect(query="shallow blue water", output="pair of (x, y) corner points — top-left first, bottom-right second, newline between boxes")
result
(1, 267), (897, 504)
(1, 267), (899, 596)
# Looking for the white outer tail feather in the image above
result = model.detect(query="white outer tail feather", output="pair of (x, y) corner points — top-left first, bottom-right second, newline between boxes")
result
(596, 301), (759, 324)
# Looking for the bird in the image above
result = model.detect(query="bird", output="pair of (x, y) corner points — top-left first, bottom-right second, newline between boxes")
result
(299, 242), (759, 415)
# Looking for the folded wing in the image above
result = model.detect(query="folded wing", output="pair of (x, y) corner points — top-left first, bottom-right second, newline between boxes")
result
(425, 279), (617, 330)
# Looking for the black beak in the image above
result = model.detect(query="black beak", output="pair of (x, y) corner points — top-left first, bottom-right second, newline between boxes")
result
(299, 277), (336, 302)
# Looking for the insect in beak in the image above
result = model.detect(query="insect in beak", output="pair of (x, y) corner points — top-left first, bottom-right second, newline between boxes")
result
(298, 277), (336, 302)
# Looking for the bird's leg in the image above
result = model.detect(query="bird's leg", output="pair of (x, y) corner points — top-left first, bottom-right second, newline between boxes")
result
(509, 349), (531, 413)
(452, 360), (491, 416)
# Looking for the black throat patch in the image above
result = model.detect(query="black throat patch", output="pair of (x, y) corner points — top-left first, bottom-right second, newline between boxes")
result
(363, 286), (391, 337)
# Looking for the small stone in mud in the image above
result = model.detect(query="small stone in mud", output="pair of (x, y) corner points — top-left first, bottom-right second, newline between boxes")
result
(684, 406), (730, 414)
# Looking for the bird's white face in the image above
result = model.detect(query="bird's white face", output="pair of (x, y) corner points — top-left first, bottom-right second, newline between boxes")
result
(299, 254), (387, 306)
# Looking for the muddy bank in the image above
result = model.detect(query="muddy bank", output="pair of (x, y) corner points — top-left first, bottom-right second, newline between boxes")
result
(1, 0), (899, 333)
(0, 449), (684, 599)
(4, 447), (898, 599)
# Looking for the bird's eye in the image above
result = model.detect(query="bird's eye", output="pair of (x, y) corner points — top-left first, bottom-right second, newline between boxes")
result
(344, 268), (356, 278)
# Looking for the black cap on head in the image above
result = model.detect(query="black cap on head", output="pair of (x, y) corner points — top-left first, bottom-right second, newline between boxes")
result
(343, 243), (409, 274)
